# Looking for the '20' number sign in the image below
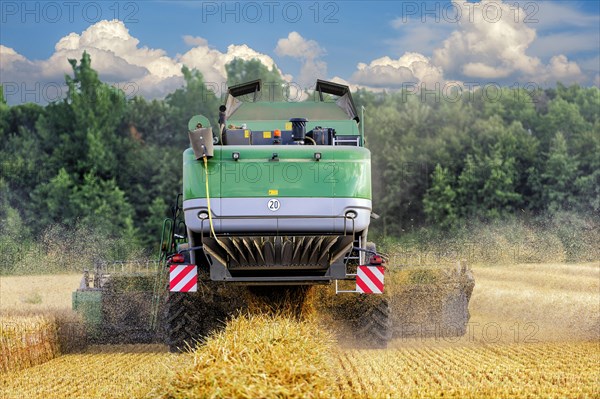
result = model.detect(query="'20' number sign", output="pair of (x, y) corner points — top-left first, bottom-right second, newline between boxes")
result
(267, 199), (280, 212)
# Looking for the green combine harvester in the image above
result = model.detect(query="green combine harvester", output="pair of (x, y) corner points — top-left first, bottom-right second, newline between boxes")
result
(73, 79), (474, 351)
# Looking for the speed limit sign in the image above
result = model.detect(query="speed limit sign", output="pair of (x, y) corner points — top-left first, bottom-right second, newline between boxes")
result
(267, 199), (280, 212)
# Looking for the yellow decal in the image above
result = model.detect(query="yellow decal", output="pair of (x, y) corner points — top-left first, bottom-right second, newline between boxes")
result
(263, 131), (272, 138)
(285, 122), (292, 130)
(268, 189), (279, 195)
(244, 130), (250, 138)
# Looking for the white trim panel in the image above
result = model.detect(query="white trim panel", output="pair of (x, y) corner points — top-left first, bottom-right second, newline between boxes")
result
(184, 197), (371, 234)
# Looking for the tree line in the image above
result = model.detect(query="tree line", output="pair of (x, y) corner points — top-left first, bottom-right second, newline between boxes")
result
(1, 52), (598, 265)
(358, 83), (599, 235)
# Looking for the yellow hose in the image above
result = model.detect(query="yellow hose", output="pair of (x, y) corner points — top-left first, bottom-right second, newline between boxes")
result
(203, 156), (221, 245)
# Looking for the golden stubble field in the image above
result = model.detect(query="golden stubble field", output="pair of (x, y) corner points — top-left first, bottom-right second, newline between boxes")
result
(1, 262), (599, 399)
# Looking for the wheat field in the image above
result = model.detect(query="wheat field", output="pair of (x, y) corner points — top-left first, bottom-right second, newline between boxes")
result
(1, 262), (598, 399)
(2, 325), (597, 399)
(0, 274), (81, 311)
(0, 344), (178, 399)
(334, 342), (599, 398)
(0, 315), (59, 373)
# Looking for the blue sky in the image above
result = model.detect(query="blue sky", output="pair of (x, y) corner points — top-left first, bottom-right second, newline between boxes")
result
(1, 1), (599, 104)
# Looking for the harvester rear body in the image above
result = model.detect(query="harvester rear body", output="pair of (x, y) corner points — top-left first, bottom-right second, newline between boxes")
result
(183, 80), (371, 287)
(73, 79), (474, 351)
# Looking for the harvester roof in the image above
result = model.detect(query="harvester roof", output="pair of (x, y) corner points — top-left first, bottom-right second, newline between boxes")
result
(225, 79), (359, 124)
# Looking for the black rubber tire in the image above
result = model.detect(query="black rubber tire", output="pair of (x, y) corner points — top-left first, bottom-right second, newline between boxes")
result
(164, 289), (227, 353)
(390, 265), (475, 339)
(163, 277), (250, 353)
(164, 293), (192, 352)
(350, 241), (392, 348)
(353, 297), (392, 349)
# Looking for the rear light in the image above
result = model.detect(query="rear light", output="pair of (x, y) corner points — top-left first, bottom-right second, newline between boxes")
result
(369, 255), (383, 265)
(171, 253), (185, 263)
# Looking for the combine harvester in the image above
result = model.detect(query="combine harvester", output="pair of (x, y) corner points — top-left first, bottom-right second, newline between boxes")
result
(73, 80), (474, 350)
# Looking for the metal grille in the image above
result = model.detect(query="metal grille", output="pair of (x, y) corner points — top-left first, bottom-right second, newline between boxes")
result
(203, 235), (354, 270)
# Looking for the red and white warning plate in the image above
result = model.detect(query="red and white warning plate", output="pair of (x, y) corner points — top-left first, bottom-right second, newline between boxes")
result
(356, 265), (385, 294)
(169, 265), (197, 292)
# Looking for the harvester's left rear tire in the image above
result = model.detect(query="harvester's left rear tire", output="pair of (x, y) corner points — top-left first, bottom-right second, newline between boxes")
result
(164, 293), (195, 352)
(164, 290), (227, 353)
(163, 277), (248, 353)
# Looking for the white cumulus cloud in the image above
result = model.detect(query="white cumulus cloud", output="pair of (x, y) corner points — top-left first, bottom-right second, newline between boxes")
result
(351, 52), (444, 89)
(432, 0), (542, 80)
(0, 20), (288, 103)
(179, 43), (281, 86)
(542, 55), (585, 84)
(183, 35), (208, 47)
(275, 32), (327, 87)
(275, 31), (324, 59)
(347, 0), (590, 90)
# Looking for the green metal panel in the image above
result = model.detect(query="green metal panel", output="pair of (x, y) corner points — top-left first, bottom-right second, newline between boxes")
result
(72, 290), (102, 335)
(183, 146), (371, 200)
(183, 147), (222, 198)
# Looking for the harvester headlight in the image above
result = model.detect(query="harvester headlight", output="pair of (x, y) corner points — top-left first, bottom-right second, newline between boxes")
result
(198, 211), (209, 220)
(232, 152), (240, 161)
(314, 152), (322, 161)
(345, 210), (358, 219)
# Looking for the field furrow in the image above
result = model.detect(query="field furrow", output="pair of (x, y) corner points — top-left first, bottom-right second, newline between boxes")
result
(0, 345), (177, 399)
(333, 341), (600, 399)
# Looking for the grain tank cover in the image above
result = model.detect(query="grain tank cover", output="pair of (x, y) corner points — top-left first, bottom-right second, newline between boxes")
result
(225, 80), (262, 119)
(228, 79), (261, 99)
(315, 79), (359, 123)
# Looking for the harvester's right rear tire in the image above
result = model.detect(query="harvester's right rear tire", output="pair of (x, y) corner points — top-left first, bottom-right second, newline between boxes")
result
(390, 262), (475, 339)
(318, 291), (392, 349)
(353, 241), (391, 348)
(352, 297), (392, 349)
